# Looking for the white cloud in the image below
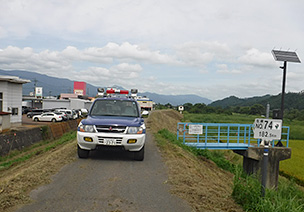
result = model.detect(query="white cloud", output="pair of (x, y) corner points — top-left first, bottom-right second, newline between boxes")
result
(238, 48), (277, 68)
(72, 62), (143, 88)
(0, 46), (72, 76)
(216, 64), (242, 74)
(175, 41), (231, 67)
(0, 0), (304, 100)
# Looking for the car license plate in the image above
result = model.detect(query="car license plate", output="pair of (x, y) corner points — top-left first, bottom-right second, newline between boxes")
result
(104, 138), (116, 145)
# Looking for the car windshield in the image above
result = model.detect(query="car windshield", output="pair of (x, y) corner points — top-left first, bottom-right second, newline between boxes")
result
(90, 99), (139, 117)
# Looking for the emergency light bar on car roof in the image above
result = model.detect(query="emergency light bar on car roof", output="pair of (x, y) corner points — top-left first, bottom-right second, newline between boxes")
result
(97, 87), (137, 97)
(106, 88), (129, 94)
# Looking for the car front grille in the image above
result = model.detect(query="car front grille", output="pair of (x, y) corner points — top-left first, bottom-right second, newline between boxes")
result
(95, 125), (126, 133)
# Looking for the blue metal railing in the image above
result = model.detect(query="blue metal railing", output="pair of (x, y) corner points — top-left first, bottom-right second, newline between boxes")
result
(177, 122), (289, 150)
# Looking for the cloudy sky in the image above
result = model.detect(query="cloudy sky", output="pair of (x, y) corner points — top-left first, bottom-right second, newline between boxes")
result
(0, 0), (303, 101)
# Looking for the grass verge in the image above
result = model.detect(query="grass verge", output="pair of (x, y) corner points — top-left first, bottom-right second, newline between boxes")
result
(157, 128), (238, 173)
(0, 131), (77, 212)
(233, 169), (304, 212)
(157, 128), (304, 212)
(0, 131), (76, 170)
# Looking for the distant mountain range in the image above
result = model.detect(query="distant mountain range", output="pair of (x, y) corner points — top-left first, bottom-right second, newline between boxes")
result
(0, 70), (98, 97)
(0, 69), (212, 105)
(209, 93), (304, 110)
(139, 92), (212, 106)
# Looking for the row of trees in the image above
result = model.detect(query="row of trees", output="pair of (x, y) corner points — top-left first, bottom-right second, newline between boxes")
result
(155, 103), (304, 121)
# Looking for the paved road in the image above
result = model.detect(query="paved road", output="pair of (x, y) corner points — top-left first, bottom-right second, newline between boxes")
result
(16, 133), (192, 212)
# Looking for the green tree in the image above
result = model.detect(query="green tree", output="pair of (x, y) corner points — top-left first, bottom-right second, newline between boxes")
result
(249, 104), (265, 115)
(190, 103), (206, 113)
(183, 103), (193, 111)
(239, 106), (251, 114)
(165, 103), (172, 108)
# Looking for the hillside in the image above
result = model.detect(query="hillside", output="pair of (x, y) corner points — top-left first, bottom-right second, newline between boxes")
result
(140, 92), (212, 105)
(0, 69), (211, 105)
(210, 93), (304, 110)
(0, 69), (98, 97)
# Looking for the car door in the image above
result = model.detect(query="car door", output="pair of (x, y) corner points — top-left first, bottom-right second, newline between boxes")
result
(41, 113), (52, 121)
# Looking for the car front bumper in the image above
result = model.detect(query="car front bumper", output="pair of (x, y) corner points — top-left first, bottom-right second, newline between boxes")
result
(77, 131), (146, 152)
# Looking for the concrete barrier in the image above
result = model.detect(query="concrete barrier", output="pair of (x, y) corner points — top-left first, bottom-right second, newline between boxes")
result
(234, 146), (291, 189)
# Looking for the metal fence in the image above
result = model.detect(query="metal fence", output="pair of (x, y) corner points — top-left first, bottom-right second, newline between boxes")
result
(177, 122), (290, 150)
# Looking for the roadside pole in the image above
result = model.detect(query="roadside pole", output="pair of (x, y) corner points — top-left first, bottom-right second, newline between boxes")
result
(252, 118), (283, 195)
(261, 140), (270, 197)
(266, 103), (270, 119)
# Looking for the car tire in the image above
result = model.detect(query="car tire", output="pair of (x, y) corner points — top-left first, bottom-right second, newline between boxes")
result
(27, 114), (31, 118)
(77, 145), (89, 158)
(134, 146), (145, 161)
(34, 117), (39, 122)
(52, 118), (56, 122)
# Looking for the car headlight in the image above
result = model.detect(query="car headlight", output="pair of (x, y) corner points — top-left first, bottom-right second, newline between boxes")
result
(127, 125), (145, 134)
(78, 123), (96, 133)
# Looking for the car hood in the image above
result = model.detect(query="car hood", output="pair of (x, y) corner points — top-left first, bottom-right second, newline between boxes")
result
(81, 115), (144, 127)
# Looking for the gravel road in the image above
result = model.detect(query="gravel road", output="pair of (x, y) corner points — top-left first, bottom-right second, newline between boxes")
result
(16, 133), (192, 212)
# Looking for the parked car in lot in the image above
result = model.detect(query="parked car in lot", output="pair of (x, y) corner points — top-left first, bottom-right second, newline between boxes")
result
(55, 112), (68, 121)
(22, 106), (31, 114)
(72, 109), (79, 119)
(32, 112), (63, 122)
(27, 109), (44, 118)
(55, 109), (74, 120)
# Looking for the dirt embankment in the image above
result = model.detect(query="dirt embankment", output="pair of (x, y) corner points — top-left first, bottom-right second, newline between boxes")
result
(147, 110), (243, 212)
(146, 109), (183, 133)
(0, 109), (243, 212)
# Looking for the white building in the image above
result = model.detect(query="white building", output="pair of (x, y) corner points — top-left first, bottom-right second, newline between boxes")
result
(0, 75), (30, 128)
(42, 98), (92, 111)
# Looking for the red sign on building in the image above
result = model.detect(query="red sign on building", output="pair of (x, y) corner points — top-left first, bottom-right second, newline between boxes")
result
(74, 81), (86, 96)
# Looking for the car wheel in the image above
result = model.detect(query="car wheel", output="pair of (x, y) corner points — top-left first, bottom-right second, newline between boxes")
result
(77, 145), (89, 158)
(34, 117), (39, 122)
(52, 118), (56, 122)
(134, 146), (145, 161)
(27, 114), (31, 118)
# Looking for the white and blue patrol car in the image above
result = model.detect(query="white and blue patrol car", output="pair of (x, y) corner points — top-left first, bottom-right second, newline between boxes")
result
(77, 90), (146, 161)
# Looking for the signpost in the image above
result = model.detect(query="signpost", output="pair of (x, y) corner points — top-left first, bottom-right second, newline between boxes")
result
(252, 118), (282, 196)
(252, 118), (282, 140)
(189, 124), (203, 135)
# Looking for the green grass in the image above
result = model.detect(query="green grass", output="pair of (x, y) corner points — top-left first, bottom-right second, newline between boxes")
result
(0, 131), (76, 170)
(233, 168), (304, 212)
(156, 128), (304, 212)
(183, 112), (257, 124)
(157, 129), (239, 174)
(280, 140), (304, 183)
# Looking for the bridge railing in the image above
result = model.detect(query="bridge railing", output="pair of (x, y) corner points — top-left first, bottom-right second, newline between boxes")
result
(177, 122), (290, 150)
